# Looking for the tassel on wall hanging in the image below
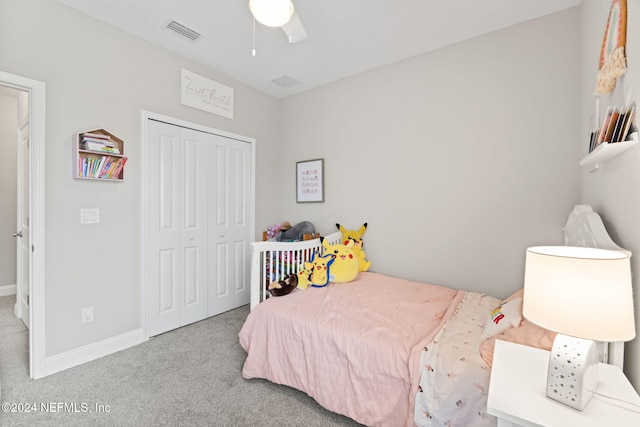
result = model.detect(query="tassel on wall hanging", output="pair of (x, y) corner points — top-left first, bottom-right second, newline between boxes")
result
(596, 0), (628, 94)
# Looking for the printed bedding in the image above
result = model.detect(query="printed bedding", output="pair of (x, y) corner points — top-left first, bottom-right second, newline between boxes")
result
(239, 272), (499, 427)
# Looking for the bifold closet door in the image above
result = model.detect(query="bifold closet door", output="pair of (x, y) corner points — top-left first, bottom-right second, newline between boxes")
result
(146, 119), (252, 336)
(147, 120), (209, 336)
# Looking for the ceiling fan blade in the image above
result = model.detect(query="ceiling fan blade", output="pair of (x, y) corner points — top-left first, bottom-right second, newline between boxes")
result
(282, 12), (307, 43)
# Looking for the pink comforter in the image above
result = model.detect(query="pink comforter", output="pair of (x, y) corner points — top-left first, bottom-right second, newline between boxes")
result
(239, 272), (465, 426)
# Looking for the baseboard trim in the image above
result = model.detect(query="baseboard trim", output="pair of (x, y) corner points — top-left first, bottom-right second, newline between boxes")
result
(44, 328), (146, 377)
(0, 284), (17, 297)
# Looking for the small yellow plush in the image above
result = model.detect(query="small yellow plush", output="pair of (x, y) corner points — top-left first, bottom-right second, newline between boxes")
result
(336, 223), (371, 272)
(309, 252), (334, 287)
(296, 262), (313, 290)
(322, 238), (359, 283)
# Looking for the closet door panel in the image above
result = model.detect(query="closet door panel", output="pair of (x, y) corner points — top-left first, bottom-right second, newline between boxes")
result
(148, 121), (182, 336)
(208, 138), (251, 315)
(179, 129), (208, 325)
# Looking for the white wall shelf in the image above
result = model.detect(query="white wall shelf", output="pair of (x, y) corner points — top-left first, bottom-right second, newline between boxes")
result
(580, 132), (638, 170)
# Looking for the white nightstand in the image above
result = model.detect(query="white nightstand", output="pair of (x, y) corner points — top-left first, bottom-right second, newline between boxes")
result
(487, 340), (640, 427)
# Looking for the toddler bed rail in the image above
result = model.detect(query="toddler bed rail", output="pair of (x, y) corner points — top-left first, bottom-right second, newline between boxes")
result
(250, 231), (343, 309)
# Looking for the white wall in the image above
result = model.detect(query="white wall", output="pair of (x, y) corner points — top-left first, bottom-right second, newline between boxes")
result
(0, 91), (17, 287)
(1, 0), (607, 389)
(0, 0), (282, 357)
(279, 8), (582, 297)
(580, 0), (640, 390)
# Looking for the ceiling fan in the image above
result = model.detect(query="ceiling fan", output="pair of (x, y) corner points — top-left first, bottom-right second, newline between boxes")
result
(249, 0), (307, 44)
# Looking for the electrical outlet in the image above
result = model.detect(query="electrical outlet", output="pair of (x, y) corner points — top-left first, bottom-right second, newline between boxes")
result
(81, 306), (94, 323)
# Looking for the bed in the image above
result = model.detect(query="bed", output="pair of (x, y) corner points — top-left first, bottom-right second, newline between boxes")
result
(239, 205), (629, 426)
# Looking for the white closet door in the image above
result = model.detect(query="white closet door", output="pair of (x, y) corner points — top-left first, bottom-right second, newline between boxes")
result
(147, 120), (208, 336)
(208, 138), (251, 315)
(146, 119), (252, 336)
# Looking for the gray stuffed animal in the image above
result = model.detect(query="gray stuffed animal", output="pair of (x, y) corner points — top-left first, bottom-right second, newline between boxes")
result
(276, 221), (316, 242)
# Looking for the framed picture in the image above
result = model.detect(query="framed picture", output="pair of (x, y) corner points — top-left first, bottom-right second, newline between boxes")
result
(296, 159), (324, 203)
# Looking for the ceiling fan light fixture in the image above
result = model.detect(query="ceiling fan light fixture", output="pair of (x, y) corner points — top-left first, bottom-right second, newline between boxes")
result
(249, 0), (294, 27)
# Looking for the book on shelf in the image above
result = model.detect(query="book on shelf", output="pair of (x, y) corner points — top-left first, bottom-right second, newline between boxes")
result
(603, 108), (620, 143)
(617, 103), (636, 143)
(80, 141), (121, 154)
(77, 155), (127, 179)
(112, 157), (128, 178)
(610, 110), (625, 143)
(94, 158), (105, 178)
(589, 130), (599, 153)
(102, 161), (116, 178)
(99, 156), (127, 179)
(82, 136), (116, 147)
(590, 103), (637, 153)
(81, 131), (110, 141)
(596, 106), (614, 147)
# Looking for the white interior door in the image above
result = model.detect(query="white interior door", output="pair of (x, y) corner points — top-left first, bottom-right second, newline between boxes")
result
(208, 138), (251, 316)
(15, 118), (29, 328)
(147, 120), (208, 336)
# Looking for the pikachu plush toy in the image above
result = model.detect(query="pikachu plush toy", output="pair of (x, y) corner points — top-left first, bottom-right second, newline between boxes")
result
(321, 238), (359, 283)
(308, 252), (334, 287)
(336, 223), (371, 272)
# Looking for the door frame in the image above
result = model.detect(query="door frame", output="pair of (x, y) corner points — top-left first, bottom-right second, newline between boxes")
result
(140, 110), (256, 340)
(0, 70), (46, 379)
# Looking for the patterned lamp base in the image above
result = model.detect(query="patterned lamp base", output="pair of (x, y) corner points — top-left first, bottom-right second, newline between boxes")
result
(546, 334), (599, 410)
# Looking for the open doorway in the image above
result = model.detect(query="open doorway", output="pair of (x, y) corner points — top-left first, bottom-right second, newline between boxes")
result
(0, 87), (19, 299)
(0, 71), (46, 379)
(0, 85), (28, 327)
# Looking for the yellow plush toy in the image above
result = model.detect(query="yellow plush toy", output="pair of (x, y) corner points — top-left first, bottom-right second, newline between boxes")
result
(309, 252), (334, 287)
(296, 262), (313, 290)
(336, 223), (371, 272)
(322, 238), (359, 283)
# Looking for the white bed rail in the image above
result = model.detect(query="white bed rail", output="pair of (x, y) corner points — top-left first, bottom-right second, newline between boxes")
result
(250, 231), (343, 310)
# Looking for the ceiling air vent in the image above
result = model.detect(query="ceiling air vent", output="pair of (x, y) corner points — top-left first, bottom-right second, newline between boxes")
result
(271, 74), (301, 88)
(166, 20), (202, 41)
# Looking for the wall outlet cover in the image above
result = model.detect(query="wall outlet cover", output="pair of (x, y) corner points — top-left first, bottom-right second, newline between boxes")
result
(80, 208), (100, 224)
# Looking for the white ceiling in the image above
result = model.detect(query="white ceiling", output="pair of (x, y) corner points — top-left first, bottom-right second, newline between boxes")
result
(56, 0), (581, 99)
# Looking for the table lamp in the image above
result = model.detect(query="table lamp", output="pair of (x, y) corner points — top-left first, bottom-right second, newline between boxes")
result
(522, 246), (635, 411)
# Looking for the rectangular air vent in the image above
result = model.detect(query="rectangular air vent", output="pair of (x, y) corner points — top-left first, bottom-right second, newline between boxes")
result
(166, 20), (202, 41)
(271, 74), (301, 88)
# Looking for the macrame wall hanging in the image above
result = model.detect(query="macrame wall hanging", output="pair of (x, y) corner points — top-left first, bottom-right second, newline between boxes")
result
(596, 0), (627, 94)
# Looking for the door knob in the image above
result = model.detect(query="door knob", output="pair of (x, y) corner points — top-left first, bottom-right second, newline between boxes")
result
(220, 233), (225, 237)
(12, 231), (22, 238)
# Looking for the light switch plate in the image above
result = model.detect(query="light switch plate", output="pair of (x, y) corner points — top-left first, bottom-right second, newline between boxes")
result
(80, 208), (100, 224)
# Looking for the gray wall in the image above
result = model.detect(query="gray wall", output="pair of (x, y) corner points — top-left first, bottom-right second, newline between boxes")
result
(580, 0), (640, 389)
(0, 91), (17, 288)
(8, 0), (629, 392)
(0, 0), (282, 356)
(278, 8), (582, 297)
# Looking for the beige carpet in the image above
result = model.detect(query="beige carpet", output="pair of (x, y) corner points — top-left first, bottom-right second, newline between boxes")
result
(0, 295), (361, 426)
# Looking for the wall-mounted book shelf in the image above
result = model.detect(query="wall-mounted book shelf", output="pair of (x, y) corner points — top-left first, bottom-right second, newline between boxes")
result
(74, 128), (128, 181)
(580, 132), (638, 170)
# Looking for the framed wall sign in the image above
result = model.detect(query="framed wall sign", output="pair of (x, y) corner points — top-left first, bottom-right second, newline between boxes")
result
(296, 159), (324, 203)
(180, 68), (234, 119)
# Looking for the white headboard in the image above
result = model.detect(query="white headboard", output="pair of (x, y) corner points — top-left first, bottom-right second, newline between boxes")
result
(563, 204), (631, 256)
(561, 204), (631, 369)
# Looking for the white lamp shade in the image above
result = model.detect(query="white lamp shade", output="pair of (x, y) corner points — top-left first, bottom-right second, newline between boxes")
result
(249, 0), (294, 27)
(522, 246), (635, 342)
